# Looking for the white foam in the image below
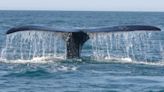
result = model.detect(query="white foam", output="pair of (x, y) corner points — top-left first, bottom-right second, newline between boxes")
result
(120, 58), (132, 62)
(57, 65), (78, 71)
(47, 65), (78, 72)
(105, 56), (132, 62)
(32, 56), (65, 61)
(103, 56), (164, 66)
(132, 61), (164, 66)
(0, 56), (65, 64)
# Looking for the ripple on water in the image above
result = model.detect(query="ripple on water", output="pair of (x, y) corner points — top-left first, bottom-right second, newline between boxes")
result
(1, 60), (78, 78)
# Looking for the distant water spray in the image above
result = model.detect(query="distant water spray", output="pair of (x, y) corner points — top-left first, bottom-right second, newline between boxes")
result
(89, 32), (163, 62)
(0, 31), (66, 61)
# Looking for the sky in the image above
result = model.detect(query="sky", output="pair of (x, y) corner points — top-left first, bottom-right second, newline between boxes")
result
(0, 0), (163, 11)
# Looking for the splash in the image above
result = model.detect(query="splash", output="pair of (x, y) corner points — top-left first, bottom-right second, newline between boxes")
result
(88, 31), (163, 62)
(0, 31), (66, 62)
(0, 30), (163, 64)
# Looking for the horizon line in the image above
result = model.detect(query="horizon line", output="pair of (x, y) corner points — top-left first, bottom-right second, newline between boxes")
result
(0, 9), (164, 13)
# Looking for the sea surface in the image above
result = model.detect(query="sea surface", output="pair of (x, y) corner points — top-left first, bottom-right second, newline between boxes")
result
(0, 11), (164, 92)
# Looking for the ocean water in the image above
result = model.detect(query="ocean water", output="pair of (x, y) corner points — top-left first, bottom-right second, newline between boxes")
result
(0, 11), (164, 92)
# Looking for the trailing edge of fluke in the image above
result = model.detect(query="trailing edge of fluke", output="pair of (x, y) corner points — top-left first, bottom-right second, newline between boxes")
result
(6, 25), (161, 59)
(6, 25), (160, 34)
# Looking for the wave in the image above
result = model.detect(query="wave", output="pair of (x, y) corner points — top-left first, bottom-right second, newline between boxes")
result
(3, 62), (78, 78)
(0, 56), (65, 64)
(1, 55), (164, 66)
(102, 56), (164, 66)
(4, 69), (51, 78)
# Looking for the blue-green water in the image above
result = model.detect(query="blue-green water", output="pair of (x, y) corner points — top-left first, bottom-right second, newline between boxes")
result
(0, 11), (164, 92)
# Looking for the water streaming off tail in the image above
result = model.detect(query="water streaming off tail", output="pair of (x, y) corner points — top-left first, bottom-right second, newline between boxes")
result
(0, 30), (164, 63)
(0, 31), (66, 61)
(88, 31), (164, 62)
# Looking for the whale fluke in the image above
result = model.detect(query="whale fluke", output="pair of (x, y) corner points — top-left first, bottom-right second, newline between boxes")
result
(6, 25), (77, 34)
(6, 25), (160, 34)
(6, 25), (161, 59)
(84, 25), (161, 32)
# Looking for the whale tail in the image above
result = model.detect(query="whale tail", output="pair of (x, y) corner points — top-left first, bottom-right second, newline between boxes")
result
(6, 25), (161, 59)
